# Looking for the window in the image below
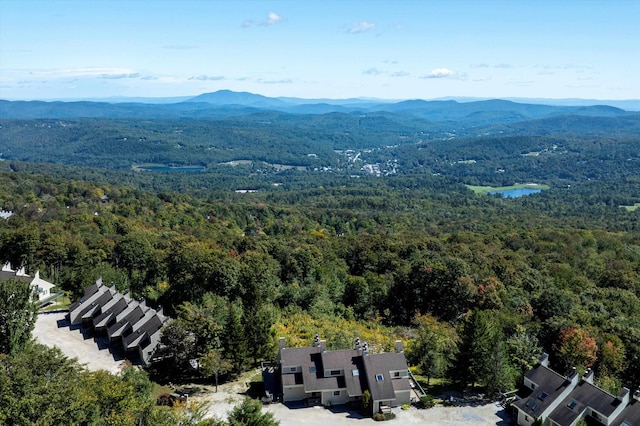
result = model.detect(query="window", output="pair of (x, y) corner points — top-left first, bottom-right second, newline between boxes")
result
(620, 422), (631, 426)
(333, 391), (340, 396)
(538, 392), (548, 401)
(567, 400), (577, 409)
(376, 374), (384, 382)
(352, 369), (359, 376)
(526, 399), (534, 407)
(309, 365), (316, 373)
(394, 372), (400, 377)
(330, 370), (341, 376)
(290, 367), (297, 372)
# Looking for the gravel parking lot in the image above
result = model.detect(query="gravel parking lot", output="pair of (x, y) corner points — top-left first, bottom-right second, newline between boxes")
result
(32, 311), (127, 374)
(195, 370), (512, 426)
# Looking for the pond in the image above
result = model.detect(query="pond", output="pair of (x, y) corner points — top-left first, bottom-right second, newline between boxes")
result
(135, 165), (205, 173)
(489, 188), (542, 198)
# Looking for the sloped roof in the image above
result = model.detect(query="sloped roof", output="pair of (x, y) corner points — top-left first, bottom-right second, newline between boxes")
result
(611, 398), (640, 426)
(513, 364), (573, 418)
(362, 352), (408, 401)
(549, 381), (623, 425)
(124, 314), (164, 349)
(94, 298), (128, 328)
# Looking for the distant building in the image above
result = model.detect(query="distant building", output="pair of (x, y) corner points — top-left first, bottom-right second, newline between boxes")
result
(68, 279), (169, 366)
(513, 353), (638, 426)
(0, 262), (58, 305)
(277, 335), (411, 413)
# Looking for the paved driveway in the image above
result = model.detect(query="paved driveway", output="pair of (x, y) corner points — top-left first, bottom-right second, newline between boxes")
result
(32, 311), (127, 374)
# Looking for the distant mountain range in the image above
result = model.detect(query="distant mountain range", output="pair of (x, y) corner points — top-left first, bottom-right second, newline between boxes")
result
(1, 90), (638, 129)
(3, 90), (638, 111)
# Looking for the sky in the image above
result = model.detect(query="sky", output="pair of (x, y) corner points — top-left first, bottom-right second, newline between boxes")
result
(1, 0), (638, 101)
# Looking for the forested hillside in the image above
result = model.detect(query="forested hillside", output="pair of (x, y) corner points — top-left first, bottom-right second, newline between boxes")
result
(0, 97), (639, 422)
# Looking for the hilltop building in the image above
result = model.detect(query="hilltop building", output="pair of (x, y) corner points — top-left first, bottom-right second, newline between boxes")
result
(277, 336), (411, 413)
(0, 262), (60, 306)
(514, 353), (639, 426)
(68, 279), (169, 366)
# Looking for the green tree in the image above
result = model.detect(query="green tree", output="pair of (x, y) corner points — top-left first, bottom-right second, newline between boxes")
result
(224, 300), (248, 373)
(160, 319), (197, 368)
(227, 398), (279, 426)
(199, 349), (233, 392)
(454, 309), (512, 394)
(0, 278), (38, 355)
(408, 314), (458, 385)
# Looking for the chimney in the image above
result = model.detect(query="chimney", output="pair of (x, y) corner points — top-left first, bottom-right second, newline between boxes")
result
(567, 367), (579, 385)
(583, 368), (594, 384)
(395, 340), (404, 353)
(632, 389), (640, 401)
(362, 342), (369, 356)
(617, 387), (630, 405)
(319, 340), (326, 352)
(279, 337), (286, 350)
(354, 337), (361, 351)
(539, 352), (549, 367)
(313, 334), (320, 347)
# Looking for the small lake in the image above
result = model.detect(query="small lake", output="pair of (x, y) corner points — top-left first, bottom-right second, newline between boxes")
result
(136, 165), (205, 173)
(489, 188), (542, 198)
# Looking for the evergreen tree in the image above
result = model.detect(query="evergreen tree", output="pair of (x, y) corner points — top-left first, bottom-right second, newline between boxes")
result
(453, 309), (512, 394)
(224, 300), (248, 373)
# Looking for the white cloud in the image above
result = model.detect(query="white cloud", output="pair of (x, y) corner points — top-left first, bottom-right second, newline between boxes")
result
(100, 72), (141, 79)
(421, 68), (457, 79)
(363, 67), (383, 75)
(188, 75), (224, 81)
(244, 12), (283, 27)
(267, 12), (282, 25)
(390, 71), (409, 77)
(347, 21), (376, 34)
(27, 67), (138, 78)
(257, 78), (292, 84)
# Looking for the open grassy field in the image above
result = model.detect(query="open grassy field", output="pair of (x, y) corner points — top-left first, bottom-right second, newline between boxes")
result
(621, 203), (640, 211)
(466, 183), (550, 195)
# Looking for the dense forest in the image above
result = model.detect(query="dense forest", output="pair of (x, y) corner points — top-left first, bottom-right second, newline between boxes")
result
(0, 96), (639, 423)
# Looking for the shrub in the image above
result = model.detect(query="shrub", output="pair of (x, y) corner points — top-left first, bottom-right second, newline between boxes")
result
(417, 394), (435, 409)
(372, 412), (396, 421)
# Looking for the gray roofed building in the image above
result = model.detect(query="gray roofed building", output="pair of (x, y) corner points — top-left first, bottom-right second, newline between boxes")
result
(277, 336), (410, 413)
(611, 391), (640, 426)
(549, 379), (628, 426)
(514, 353), (636, 426)
(67, 279), (169, 365)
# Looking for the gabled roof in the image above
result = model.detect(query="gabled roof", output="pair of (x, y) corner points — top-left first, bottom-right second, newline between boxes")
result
(94, 297), (128, 328)
(79, 290), (114, 320)
(362, 352), (408, 401)
(124, 314), (164, 349)
(513, 364), (574, 418)
(611, 399), (640, 426)
(108, 305), (144, 337)
(549, 381), (623, 425)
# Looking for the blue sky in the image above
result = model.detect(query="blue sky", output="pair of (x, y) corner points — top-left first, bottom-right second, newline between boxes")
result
(1, 0), (638, 101)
